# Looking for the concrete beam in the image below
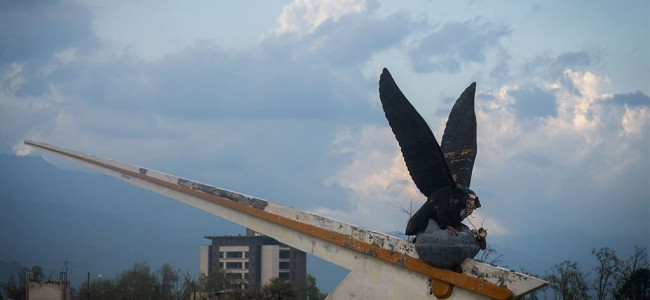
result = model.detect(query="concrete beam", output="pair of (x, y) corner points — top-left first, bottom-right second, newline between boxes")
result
(25, 140), (547, 299)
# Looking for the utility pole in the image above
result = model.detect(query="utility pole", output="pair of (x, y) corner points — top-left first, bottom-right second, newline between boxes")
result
(87, 271), (90, 300)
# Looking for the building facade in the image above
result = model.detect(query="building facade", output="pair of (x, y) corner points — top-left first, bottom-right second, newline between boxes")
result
(201, 229), (307, 293)
(26, 272), (71, 300)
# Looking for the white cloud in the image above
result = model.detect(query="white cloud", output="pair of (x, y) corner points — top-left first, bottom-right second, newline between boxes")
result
(274, 0), (371, 36)
(621, 105), (649, 136)
(319, 125), (421, 232)
(474, 69), (649, 237)
(316, 69), (648, 240)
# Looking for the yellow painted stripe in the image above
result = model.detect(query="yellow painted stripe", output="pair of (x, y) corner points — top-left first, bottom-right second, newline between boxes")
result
(25, 141), (513, 300)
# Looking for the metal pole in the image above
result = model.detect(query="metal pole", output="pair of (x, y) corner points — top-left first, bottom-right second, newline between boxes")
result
(87, 272), (90, 300)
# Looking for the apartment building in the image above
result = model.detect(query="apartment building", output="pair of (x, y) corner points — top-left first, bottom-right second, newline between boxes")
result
(201, 229), (307, 292)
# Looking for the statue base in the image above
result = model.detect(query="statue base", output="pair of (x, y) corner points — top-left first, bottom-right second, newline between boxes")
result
(414, 220), (480, 269)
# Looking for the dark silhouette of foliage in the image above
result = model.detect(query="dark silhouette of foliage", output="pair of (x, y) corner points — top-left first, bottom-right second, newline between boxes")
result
(615, 268), (649, 300)
(2, 272), (26, 300)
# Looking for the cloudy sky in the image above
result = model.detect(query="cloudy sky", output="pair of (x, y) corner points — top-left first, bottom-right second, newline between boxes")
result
(2, 0), (649, 279)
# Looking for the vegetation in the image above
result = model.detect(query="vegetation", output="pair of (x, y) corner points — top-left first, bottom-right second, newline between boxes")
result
(1, 262), (325, 300)
(530, 246), (649, 300)
(2, 246), (646, 299)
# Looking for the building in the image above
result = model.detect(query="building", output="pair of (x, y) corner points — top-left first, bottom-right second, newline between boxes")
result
(26, 272), (71, 300)
(201, 229), (307, 293)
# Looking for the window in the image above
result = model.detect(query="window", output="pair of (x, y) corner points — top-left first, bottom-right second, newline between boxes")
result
(279, 250), (290, 259)
(226, 251), (243, 258)
(245, 251), (249, 258)
(219, 251), (224, 258)
(245, 262), (249, 269)
(279, 272), (290, 279)
(226, 262), (242, 269)
(279, 262), (290, 270)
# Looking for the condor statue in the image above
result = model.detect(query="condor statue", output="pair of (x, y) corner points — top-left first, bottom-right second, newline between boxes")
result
(379, 68), (487, 268)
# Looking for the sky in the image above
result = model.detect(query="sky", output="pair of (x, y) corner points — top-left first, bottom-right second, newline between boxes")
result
(1, 0), (649, 289)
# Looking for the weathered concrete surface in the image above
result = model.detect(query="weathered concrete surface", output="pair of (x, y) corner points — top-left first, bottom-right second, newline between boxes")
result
(25, 140), (547, 300)
(459, 260), (548, 298)
(416, 220), (481, 269)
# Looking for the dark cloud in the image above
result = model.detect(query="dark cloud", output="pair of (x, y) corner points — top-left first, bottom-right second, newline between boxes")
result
(510, 86), (557, 118)
(554, 51), (592, 67)
(0, 0), (97, 65)
(28, 8), (419, 123)
(610, 90), (650, 107)
(56, 44), (378, 122)
(0, 0), (98, 98)
(291, 11), (418, 67)
(407, 19), (510, 73)
(1, 1), (423, 129)
(489, 49), (511, 79)
(523, 51), (595, 80)
(0, 1), (401, 212)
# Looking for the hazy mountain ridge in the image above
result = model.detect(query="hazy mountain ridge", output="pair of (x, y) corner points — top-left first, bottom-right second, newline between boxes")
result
(0, 154), (348, 292)
(0, 154), (236, 287)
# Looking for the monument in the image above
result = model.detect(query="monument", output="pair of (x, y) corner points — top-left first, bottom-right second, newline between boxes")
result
(379, 68), (486, 269)
(24, 68), (546, 299)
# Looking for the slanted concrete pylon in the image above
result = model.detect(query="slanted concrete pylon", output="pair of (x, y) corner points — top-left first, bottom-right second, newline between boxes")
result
(25, 140), (547, 299)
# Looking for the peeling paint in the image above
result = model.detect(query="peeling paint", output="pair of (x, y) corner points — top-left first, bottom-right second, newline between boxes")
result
(177, 178), (268, 210)
(394, 257), (407, 267)
(365, 249), (377, 257)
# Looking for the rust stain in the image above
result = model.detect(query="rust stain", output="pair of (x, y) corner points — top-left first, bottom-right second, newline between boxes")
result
(25, 140), (513, 300)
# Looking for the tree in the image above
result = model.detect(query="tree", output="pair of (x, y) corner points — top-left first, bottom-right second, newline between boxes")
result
(198, 270), (232, 297)
(157, 263), (195, 299)
(547, 260), (589, 300)
(400, 200), (417, 242)
(592, 247), (620, 300)
(626, 246), (650, 272)
(173, 269), (195, 300)
(261, 278), (296, 300)
(615, 246), (650, 297)
(478, 246), (503, 265)
(78, 276), (118, 300)
(113, 262), (160, 299)
(304, 274), (326, 300)
(400, 200), (416, 221)
(615, 268), (649, 300)
(243, 284), (264, 300)
(518, 268), (548, 300)
(2, 272), (26, 300)
(74, 262), (200, 300)
(158, 263), (180, 299)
